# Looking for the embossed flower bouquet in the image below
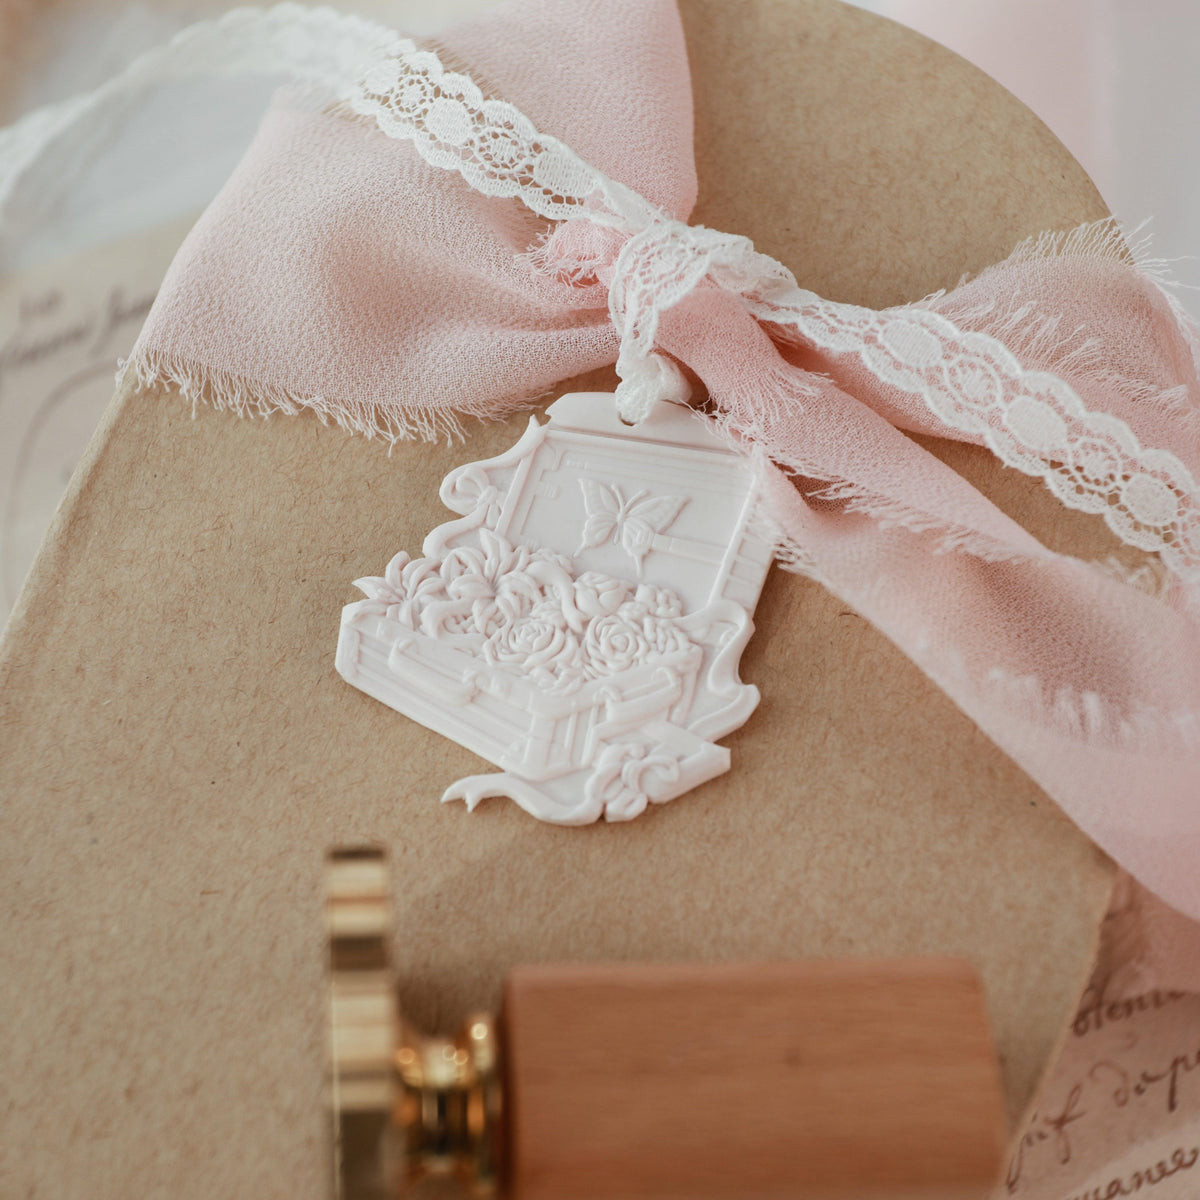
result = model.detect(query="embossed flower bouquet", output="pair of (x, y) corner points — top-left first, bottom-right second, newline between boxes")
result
(337, 395), (771, 822)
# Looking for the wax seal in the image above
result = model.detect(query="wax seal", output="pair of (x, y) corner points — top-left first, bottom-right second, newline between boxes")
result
(336, 393), (773, 822)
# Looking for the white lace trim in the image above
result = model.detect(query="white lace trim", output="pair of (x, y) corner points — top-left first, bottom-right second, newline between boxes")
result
(342, 38), (1200, 582)
(3, 4), (1197, 581)
(346, 44), (659, 232)
(756, 290), (1200, 571)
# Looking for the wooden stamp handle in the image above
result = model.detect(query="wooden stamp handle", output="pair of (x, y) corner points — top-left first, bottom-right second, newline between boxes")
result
(327, 848), (1006, 1199)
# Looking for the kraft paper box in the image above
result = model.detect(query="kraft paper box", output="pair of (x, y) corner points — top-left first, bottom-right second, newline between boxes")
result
(0, 2), (1120, 1196)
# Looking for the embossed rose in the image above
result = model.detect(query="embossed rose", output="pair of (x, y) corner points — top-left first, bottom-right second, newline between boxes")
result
(422, 534), (548, 639)
(642, 615), (691, 659)
(440, 542), (499, 588)
(483, 605), (579, 674)
(585, 741), (683, 821)
(430, 591), (537, 639)
(633, 583), (683, 619)
(583, 613), (651, 676)
(572, 571), (630, 619)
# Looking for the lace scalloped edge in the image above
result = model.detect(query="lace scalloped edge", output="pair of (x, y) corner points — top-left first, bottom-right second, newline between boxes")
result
(751, 279), (1200, 583)
(934, 218), (1200, 442)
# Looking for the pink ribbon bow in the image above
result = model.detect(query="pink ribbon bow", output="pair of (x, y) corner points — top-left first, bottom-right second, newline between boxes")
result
(129, 0), (1200, 965)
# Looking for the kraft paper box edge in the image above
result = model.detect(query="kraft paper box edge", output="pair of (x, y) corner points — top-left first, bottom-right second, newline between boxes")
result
(0, 3), (1118, 1196)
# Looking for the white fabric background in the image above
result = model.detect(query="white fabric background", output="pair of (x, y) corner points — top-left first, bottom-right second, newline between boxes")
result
(1, 0), (493, 269)
(5, 0), (1199, 300)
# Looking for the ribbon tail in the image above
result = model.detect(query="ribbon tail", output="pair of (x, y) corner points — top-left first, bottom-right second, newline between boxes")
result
(660, 288), (1200, 923)
(759, 464), (1200, 922)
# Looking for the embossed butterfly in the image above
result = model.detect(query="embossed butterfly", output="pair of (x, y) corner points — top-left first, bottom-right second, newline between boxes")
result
(576, 480), (688, 576)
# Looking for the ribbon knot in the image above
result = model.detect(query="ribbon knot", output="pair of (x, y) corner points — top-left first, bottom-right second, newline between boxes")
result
(540, 215), (801, 424)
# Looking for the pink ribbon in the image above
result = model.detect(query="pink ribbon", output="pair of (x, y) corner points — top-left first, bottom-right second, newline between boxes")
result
(129, 0), (1200, 971)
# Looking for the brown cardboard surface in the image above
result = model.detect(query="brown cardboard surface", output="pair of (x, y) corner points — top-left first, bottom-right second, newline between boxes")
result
(0, 2), (1118, 1197)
